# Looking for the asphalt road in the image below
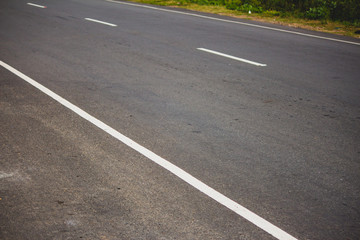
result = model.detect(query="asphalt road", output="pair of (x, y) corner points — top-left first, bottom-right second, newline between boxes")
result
(1, 0), (360, 239)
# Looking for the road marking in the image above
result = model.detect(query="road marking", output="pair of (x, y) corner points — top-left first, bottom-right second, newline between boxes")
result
(0, 60), (297, 240)
(198, 48), (267, 66)
(84, 18), (117, 27)
(0, 172), (14, 179)
(27, 3), (46, 8)
(106, 0), (360, 46)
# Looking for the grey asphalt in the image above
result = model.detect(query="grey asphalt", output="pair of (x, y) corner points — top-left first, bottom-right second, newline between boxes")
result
(1, 0), (360, 239)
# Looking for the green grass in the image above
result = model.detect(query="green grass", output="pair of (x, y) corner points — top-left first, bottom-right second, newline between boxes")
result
(120, 0), (360, 38)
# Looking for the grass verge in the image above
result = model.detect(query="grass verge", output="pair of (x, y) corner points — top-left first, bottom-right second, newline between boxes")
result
(121, 0), (360, 38)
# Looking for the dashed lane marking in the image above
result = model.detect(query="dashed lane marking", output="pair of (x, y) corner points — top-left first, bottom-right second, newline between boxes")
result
(197, 48), (267, 66)
(84, 18), (117, 27)
(27, 3), (47, 8)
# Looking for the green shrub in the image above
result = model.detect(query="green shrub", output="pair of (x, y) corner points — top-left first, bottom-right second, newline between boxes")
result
(225, 0), (243, 10)
(263, 10), (281, 17)
(225, 0), (263, 13)
(238, 3), (263, 13)
(189, 0), (224, 5)
(305, 7), (328, 19)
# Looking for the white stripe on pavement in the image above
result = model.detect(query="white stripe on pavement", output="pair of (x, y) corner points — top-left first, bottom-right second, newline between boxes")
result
(27, 3), (46, 8)
(0, 60), (297, 240)
(198, 48), (267, 66)
(85, 18), (117, 27)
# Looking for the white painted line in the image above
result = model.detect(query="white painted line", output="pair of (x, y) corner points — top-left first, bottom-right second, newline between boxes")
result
(0, 172), (14, 179)
(198, 48), (267, 66)
(84, 18), (117, 27)
(27, 3), (46, 8)
(0, 60), (297, 240)
(106, 0), (360, 46)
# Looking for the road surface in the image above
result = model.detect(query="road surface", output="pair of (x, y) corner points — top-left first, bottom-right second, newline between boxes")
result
(1, 0), (360, 239)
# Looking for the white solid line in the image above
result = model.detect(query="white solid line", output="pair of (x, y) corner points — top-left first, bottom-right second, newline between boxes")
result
(198, 48), (267, 66)
(27, 3), (46, 8)
(106, 0), (360, 46)
(85, 18), (117, 27)
(0, 60), (297, 240)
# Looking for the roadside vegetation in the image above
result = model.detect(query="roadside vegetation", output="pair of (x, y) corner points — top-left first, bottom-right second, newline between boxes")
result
(125, 0), (360, 37)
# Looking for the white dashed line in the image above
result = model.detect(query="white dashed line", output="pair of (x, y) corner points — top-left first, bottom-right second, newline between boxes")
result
(198, 48), (267, 66)
(27, 3), (46, 8)
(0, 61), (297, 240)
(84, 18), (117, 27)
(0, 172), (14, 179)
